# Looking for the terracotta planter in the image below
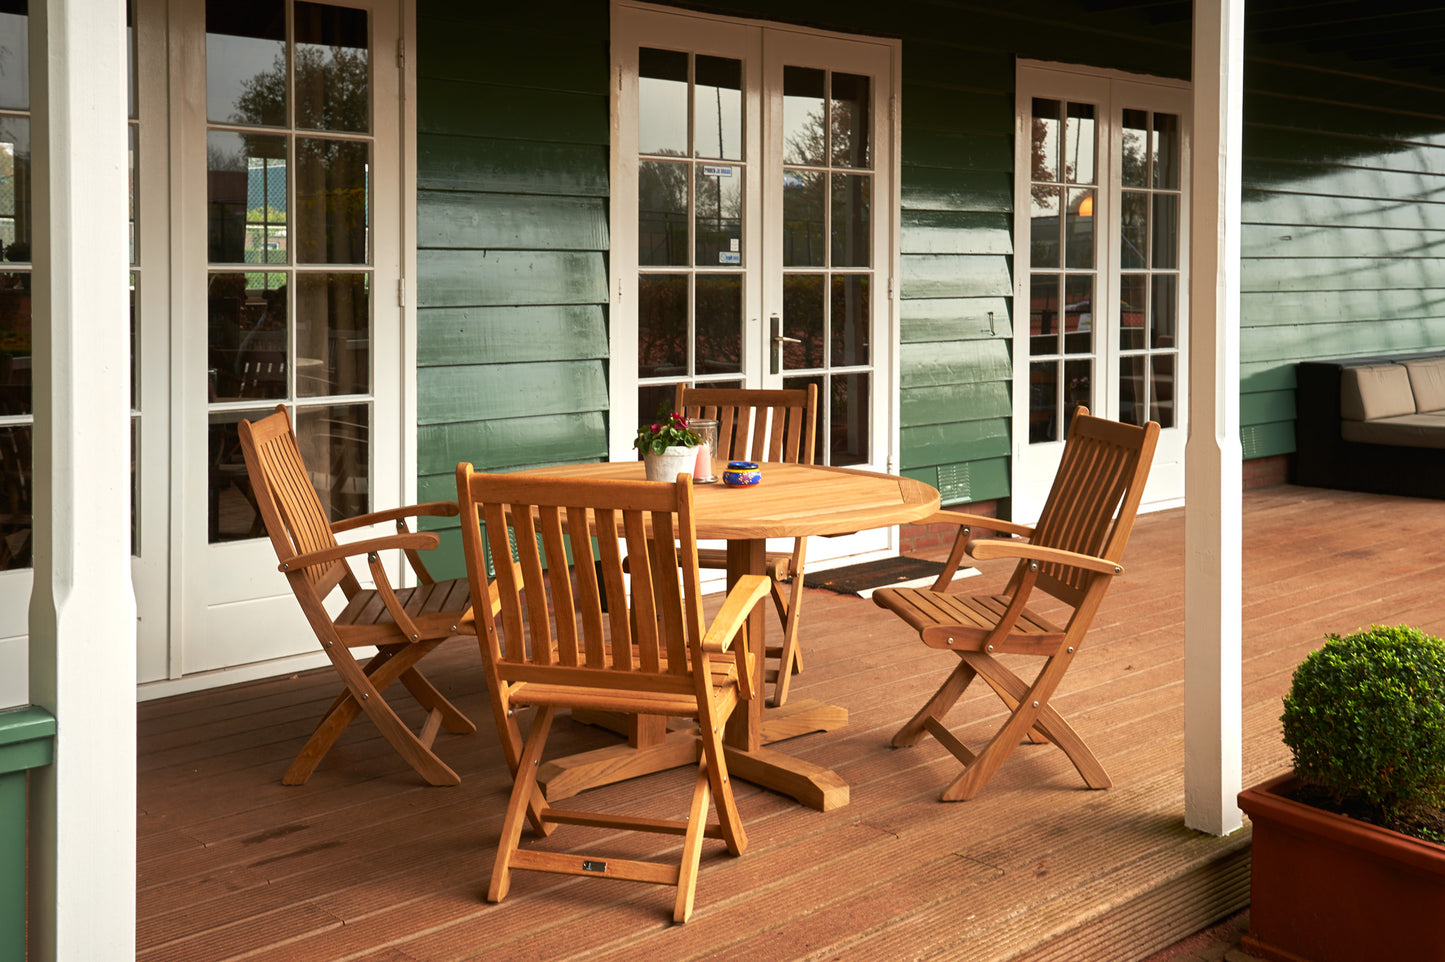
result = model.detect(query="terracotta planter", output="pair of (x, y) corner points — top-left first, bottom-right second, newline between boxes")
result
(642, 445), (696, 482)
(1238, 772), (1445, 962)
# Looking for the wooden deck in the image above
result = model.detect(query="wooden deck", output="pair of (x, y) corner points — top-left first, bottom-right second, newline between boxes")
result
(136, 485), (1445, 961)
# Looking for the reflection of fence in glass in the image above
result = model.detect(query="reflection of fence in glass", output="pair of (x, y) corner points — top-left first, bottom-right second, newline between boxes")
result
(245, 156), (287, 265)
(0, 141), (15, 247)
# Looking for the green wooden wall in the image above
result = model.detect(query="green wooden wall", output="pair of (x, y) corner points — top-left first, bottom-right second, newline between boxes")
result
(1239, 35), (1445, 460)
(414, 1), (1445, 546)
(414, 2), (612, 574)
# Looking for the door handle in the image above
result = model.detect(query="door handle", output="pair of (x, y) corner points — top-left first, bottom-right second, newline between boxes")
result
(770, 315), (799, 375)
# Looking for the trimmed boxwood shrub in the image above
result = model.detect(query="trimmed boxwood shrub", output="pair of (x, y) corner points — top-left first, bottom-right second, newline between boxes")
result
(1282, 625), (1445, 822)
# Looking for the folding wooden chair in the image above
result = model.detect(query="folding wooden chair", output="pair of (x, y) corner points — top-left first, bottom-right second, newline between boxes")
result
(239, 405), (477, 786)
(872, 407), (1159, 801)
(456, 464), (769, 922)
(675, 383), (817, 706)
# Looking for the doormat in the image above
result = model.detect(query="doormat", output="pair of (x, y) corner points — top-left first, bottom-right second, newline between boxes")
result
(803, 557), (977, 599)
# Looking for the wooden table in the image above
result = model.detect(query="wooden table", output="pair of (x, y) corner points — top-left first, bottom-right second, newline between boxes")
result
(523, 460), (940, 811)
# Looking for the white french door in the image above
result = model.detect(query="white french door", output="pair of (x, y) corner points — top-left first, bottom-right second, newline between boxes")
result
(1012, 62), (1190, 521)
(612, 1), (900, 567)
(174, 0), (405, 679)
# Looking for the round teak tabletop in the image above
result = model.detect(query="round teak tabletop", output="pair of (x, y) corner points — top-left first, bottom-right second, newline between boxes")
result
(530, 461), (940, 541)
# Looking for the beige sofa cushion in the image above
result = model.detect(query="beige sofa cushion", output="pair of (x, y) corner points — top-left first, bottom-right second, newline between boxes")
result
(1404, 358), (1445, 413)
(1343, 412), (1445, 449)
(1340, 364), (1416, 421)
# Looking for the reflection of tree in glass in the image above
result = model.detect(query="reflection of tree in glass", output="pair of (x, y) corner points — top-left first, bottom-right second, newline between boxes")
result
(231, 47), (369, 132)
(639, 151), (688, 265)
(231, 47), (370, 263)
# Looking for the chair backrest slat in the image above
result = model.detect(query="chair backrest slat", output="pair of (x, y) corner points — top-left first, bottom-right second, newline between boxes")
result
(458, 469), (704, 689)
(238, 405), (342, 589)
(676, 384), (818, 466)
(1031, 407), (1159, 605)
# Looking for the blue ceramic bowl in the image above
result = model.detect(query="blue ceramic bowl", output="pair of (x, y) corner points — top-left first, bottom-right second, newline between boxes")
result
(722, 461), (761, 487)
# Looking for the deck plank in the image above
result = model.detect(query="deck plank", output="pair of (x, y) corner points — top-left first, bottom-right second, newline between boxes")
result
(135, 485), (1445, 961)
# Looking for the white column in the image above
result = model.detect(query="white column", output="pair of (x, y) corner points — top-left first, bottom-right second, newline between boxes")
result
(1184, 0), (1245, 836)
(27, 0), (136, 958)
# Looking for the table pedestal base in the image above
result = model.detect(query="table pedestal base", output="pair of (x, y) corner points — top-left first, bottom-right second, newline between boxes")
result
(537, 699), (849, 811)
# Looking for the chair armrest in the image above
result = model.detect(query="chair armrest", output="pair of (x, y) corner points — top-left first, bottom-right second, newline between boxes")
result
(925, 510), (1034, 591)
(924, 508), (1034, 540)
(701, 574), (771, 701)
(279, 532), (440, 572)
(967, 538), (1122, 576)
(330, 500), (459, 533)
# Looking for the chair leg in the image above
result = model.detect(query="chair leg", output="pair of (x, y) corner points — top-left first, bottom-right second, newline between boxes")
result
(491, 705), (556, 903)
(398, 664), (476, 735)
(770, 538), (807, 707)
(674, 760), (712, 923)
(485, 687), (552, 838)
(892, 656), (977, 748)
(285, 640), (461, 787)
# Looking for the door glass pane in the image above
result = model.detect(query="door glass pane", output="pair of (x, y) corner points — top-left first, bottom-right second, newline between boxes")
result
(1151, 274), (1177, 349)
(1153, 112), (1180, 189)
(294, 1), (369, 133)
(207, 408), (270, 543)
(1064, 102), (1095, 184)
(0, 271), (29, 416)
(694, 56), (741, 160)
(637, 273), (686, 378)
(1064, 187), (1094, 269)
(1029, 360), (1058, 443)
(639, 159), (688, 266)
(295, 402), (368, 521)
(0, 117), (31, 261)
(831, 275), (868, 366)
(208, 130), (286, 264)
(782, 66), (825, 166)
(0, 4), (27, 112)
(831, 72), (870, 168)
(1119, 274), (1146, 350)
(1152, 194), (1179, 269)
(1029, 184), (1061, 268)
(296, 272), (368, 397)
(0, 423), (31, 570)
(829, 372), (868, 466)
(1063, 275), (1093, 354)
(1064, 358), (1091, 419)
(1030, 274), (1060, 355)
(638, 47), (688, 157)
(1031, 98), (1060, 184)
(1120, 191), (1147, 271)
(783, 169), (824, 267)
(130, 416), (139, 555)
(831, 173), (870, 267)
(295, 136), (369, 264)
(209, 271), (287, 401)
(206, 0), (286, 126)
(695, 163), (741, 266)
(695, 274), (741, 375)
(1119, 354), (1146, 427)
(1121, 109), (1148, 188)
(1151, 353), (1176, 428)
(783, 274), (824, 369)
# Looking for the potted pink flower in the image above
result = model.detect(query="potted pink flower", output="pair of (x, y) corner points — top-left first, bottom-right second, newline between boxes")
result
(633, 409), (701, 482)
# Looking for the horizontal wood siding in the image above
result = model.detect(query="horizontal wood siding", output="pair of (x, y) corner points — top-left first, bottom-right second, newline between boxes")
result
(891, 3), (1187, 507)
(414, 1), (1445, 517)
(1239, 32), (1445, 460)
(415, 2), (611, 564)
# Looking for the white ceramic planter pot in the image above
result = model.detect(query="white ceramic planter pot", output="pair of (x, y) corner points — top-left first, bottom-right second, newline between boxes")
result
(643, 445), (696, 482)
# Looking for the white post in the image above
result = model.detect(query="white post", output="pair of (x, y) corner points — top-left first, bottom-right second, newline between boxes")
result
(27, 0), (136, 958)
(1184, 0), (1245, 835)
